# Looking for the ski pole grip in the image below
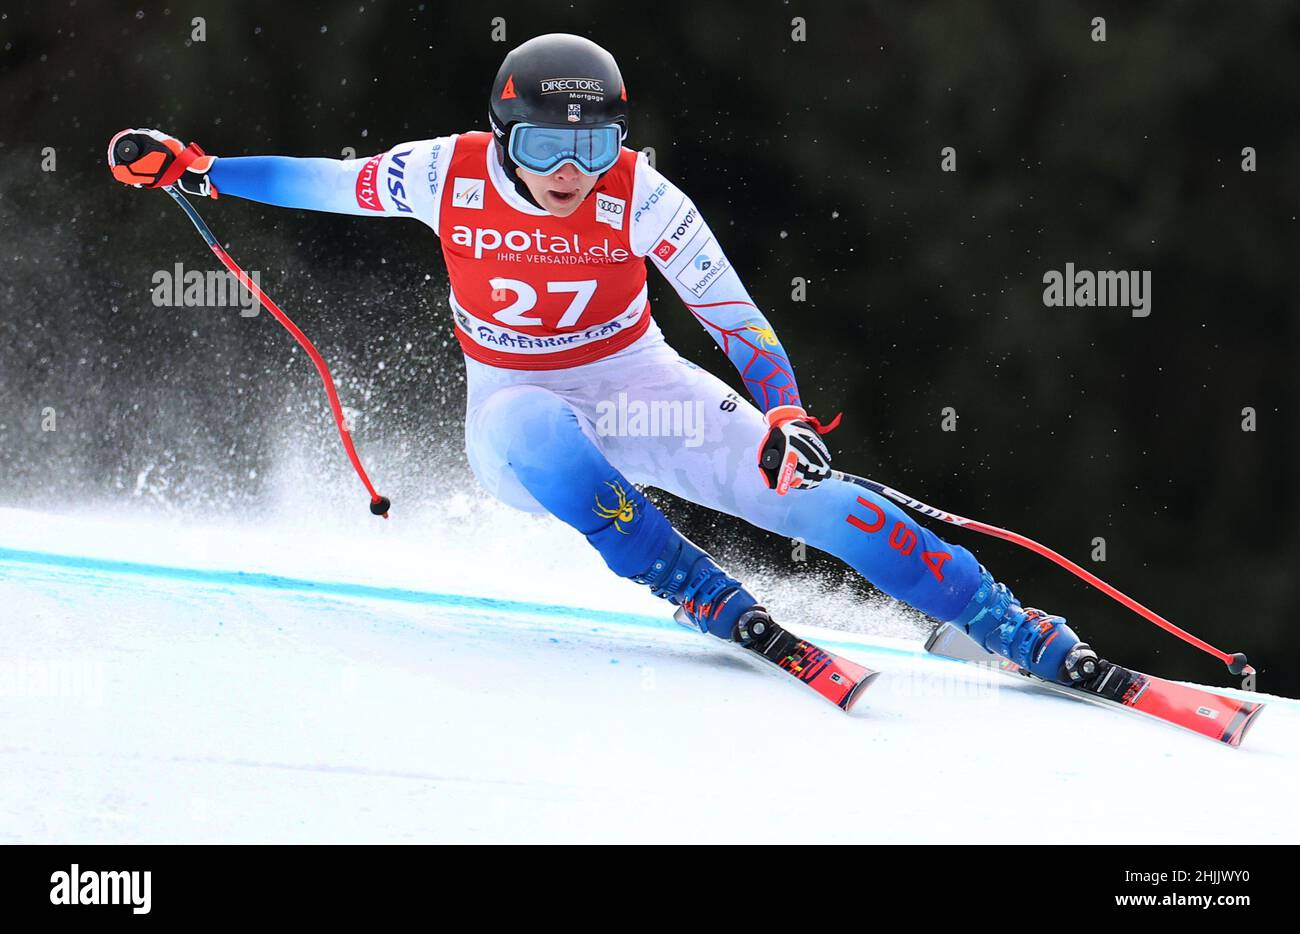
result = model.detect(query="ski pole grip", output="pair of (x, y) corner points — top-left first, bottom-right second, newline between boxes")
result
(114, 137), (140, 162)
(1227, 653), (1251, 676)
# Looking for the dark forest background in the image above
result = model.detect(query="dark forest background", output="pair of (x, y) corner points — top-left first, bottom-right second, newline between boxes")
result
(1, 0), (1296, 692)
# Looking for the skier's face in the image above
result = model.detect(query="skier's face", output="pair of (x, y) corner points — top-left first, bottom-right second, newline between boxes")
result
(515, 162), (599, 216)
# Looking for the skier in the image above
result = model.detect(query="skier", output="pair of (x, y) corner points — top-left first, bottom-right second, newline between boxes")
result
(107, 33), (1128, 699)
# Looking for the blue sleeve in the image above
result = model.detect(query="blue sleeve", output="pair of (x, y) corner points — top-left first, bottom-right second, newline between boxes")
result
(209, 156), (372, 214)
(207, 137), (454, 225)
(687, 301), (803, 412)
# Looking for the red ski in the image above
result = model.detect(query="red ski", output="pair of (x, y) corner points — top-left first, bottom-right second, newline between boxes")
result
(741, 625), (879, 711)
(926, 623), (1264, 747)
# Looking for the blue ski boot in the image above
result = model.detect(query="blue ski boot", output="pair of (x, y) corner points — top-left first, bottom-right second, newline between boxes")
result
(631, 532), (760, 641)
(951, 567), (1083, 683)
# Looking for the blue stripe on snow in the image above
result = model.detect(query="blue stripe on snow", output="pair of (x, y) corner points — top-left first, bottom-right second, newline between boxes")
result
(0, 546), (1287, 706)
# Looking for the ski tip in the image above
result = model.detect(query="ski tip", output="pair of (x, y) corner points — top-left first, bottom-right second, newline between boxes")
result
(1222, 700), (1265, 748)
(840, 669), (881, 712)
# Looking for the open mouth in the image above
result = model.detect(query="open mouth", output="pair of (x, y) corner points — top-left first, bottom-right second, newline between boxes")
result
(547, 189), (579, 205)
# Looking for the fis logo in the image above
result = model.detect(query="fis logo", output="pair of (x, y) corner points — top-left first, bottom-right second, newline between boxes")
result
(452, 177), (486, 210)
(593, 481), (637, 534)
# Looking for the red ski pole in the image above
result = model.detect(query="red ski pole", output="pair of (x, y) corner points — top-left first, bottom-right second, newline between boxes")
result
(157, 182), (390, 518)
(832, 470), (1252, 676)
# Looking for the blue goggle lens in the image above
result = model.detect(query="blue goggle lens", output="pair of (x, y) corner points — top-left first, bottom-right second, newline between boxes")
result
(508, 123), (622, 176)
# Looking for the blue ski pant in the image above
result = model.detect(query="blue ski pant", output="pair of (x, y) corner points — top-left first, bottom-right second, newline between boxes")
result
(461, 329), (983, 622)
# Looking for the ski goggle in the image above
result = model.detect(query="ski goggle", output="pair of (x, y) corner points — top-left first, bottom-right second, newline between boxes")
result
(507, 122), (623, 176)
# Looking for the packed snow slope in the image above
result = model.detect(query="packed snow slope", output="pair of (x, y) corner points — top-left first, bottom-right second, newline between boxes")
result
(1, 501), (1295, 844)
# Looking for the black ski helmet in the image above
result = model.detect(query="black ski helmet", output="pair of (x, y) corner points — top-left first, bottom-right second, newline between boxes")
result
(488, 33), (628, 197)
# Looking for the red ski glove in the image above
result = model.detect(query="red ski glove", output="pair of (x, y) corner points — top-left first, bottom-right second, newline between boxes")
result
(107, 128), (218, 198)
(758, 405), (841, 495)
